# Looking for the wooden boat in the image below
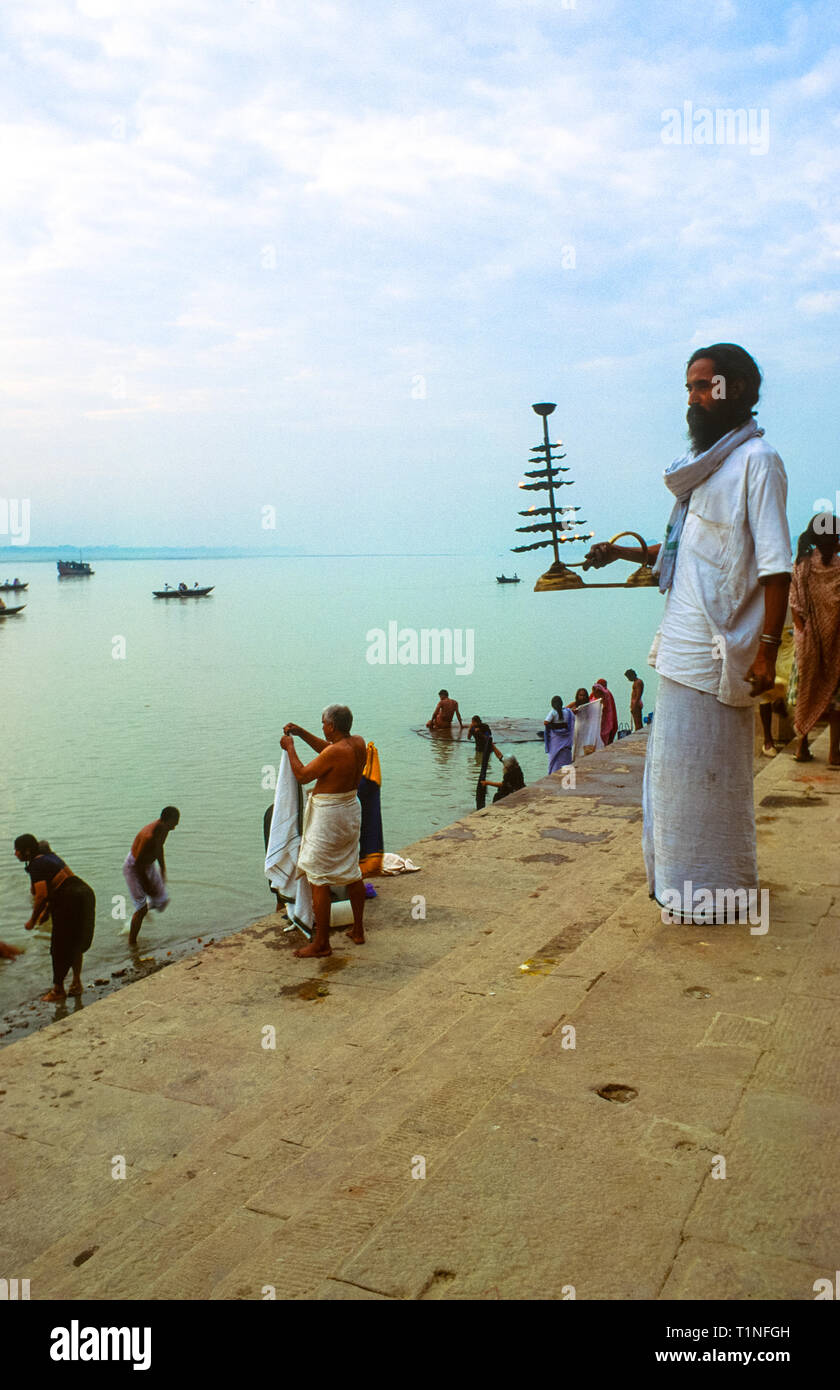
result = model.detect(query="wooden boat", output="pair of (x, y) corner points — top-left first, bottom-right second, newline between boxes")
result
(57, 560), (94, 577)
(153, 585), (215, 599)
(0, 604), (26, 616)
(0, 581), (28, 591)
(496, 573), (521, 584)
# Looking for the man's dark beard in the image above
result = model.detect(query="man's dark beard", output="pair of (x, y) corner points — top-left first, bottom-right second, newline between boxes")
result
(686, 401), (751, 453)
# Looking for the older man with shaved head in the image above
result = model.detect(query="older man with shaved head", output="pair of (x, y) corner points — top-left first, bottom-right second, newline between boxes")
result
(281, 704), (367, 958)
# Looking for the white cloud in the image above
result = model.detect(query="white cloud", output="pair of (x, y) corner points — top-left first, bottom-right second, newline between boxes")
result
(796, 290), (840, 315)
(0, 0), (837, 544)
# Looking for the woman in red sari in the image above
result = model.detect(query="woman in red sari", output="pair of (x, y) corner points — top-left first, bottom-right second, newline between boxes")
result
(591, 679), (619, 745)
(788, 514), (840, 766)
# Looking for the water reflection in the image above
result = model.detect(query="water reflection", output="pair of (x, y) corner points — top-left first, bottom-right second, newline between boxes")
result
(426, 728), (462, 771)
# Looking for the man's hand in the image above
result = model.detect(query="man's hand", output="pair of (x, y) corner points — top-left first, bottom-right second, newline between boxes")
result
(24, 919), (35, 931)
(583, 541), (619, 571)
(283, 723), (301, 737)
(280, 734), (294, 752)
(745, 646), (777, 698)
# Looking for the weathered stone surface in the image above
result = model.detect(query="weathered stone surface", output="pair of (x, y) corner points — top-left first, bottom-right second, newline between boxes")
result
(1, 733), (837, 1301)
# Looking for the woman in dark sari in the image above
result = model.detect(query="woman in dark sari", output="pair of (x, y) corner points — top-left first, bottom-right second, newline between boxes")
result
(482, 756), (526, 803)
(14, 834), (96, 1002)
(471, 719), (503, 809)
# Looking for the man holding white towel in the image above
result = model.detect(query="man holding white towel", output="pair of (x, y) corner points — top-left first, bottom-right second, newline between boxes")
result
(585, 344), (791, 923)
(280, 704), (367, 958)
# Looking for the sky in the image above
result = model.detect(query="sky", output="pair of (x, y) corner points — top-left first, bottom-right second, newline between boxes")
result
(1, 0), (838, 557)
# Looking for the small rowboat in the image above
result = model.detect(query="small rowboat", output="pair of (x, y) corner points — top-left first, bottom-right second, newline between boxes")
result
(0, 582), (28, 591)
(496, 573), (521, 584)
(0, 605), (26, 617)
(153, 586), (215, 599)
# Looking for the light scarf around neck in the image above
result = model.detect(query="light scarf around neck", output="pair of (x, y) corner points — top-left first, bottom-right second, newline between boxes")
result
(652, 419), (763, 593)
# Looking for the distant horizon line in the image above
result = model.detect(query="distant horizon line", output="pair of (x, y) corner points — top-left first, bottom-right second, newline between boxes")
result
(0, 547), (483, 560)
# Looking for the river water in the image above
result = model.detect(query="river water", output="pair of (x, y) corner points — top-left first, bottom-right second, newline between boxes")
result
(0, 555), (662, 1014)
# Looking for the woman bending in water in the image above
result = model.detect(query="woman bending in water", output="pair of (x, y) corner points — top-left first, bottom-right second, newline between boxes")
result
(14, 834), (96, 1002)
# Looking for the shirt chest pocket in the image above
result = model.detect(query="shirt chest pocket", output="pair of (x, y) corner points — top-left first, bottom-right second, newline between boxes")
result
(683, 510), (731, 569)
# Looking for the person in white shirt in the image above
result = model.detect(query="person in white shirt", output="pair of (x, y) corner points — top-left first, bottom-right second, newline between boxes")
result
(584, 344), (792, 923)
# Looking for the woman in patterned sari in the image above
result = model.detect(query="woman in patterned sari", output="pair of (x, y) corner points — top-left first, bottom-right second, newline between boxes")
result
(788, 514), (840, 766)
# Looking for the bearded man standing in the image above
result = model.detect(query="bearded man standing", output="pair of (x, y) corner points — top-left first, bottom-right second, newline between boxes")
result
(585, 344), (791, 922)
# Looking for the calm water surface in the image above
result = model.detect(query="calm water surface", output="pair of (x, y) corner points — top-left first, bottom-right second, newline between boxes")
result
(0, 556), (662, 1012)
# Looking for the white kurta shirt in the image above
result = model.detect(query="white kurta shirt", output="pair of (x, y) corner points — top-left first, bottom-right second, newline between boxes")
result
(650, 435), (791, 707)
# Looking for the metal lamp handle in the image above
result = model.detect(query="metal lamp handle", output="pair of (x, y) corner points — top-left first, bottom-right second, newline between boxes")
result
(607, 531), (651, 566)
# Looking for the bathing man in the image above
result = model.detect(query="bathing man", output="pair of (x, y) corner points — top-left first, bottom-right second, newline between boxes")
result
(426, 689), (464, 730)
(123, 807), (180, 944)
(281, 705), (367, 959)
(625, 669), (645, 731)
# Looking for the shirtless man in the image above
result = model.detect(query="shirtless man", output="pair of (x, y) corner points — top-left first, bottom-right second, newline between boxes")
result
(426, 689), (463, 730)
(123, 807), (180, 944)
(281, 704), (367, 959)
(624, 669), (645, 731)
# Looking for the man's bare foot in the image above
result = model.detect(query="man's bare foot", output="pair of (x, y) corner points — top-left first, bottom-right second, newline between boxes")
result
(294, 944), (332, 958)
(67, 981), (83, 996)
(41, 988), (66, 1002)
(344, 927), (365, 944)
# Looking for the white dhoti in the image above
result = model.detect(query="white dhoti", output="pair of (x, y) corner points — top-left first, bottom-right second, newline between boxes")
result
(122, 853), (170, 912)
(642, 675), (757, 923)
(297, 791), (362, 887)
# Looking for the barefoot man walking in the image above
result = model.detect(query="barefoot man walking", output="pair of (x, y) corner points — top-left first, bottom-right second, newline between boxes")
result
(123, 807), (180, 945)
(281, 705), (367, 959)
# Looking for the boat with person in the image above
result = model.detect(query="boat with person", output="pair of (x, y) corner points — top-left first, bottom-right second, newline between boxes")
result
(0, 580), (28, 591)
(496, 573), (521, 584)
(153, 583), (215, 599)
(57, 559), (94, 577)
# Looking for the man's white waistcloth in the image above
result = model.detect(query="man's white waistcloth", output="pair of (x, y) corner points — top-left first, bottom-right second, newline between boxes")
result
(122, 853), (169, 912)
(297, 790), (362, 887)
(642, 675), (757, 921)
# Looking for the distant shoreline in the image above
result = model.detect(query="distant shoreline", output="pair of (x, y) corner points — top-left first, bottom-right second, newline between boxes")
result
(0, 550), (475, 561)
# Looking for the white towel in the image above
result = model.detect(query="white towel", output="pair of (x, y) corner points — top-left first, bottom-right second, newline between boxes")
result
(381, 854), (420, 875)
(264, 751), (313, 930)
(571, 700), (604, 760)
